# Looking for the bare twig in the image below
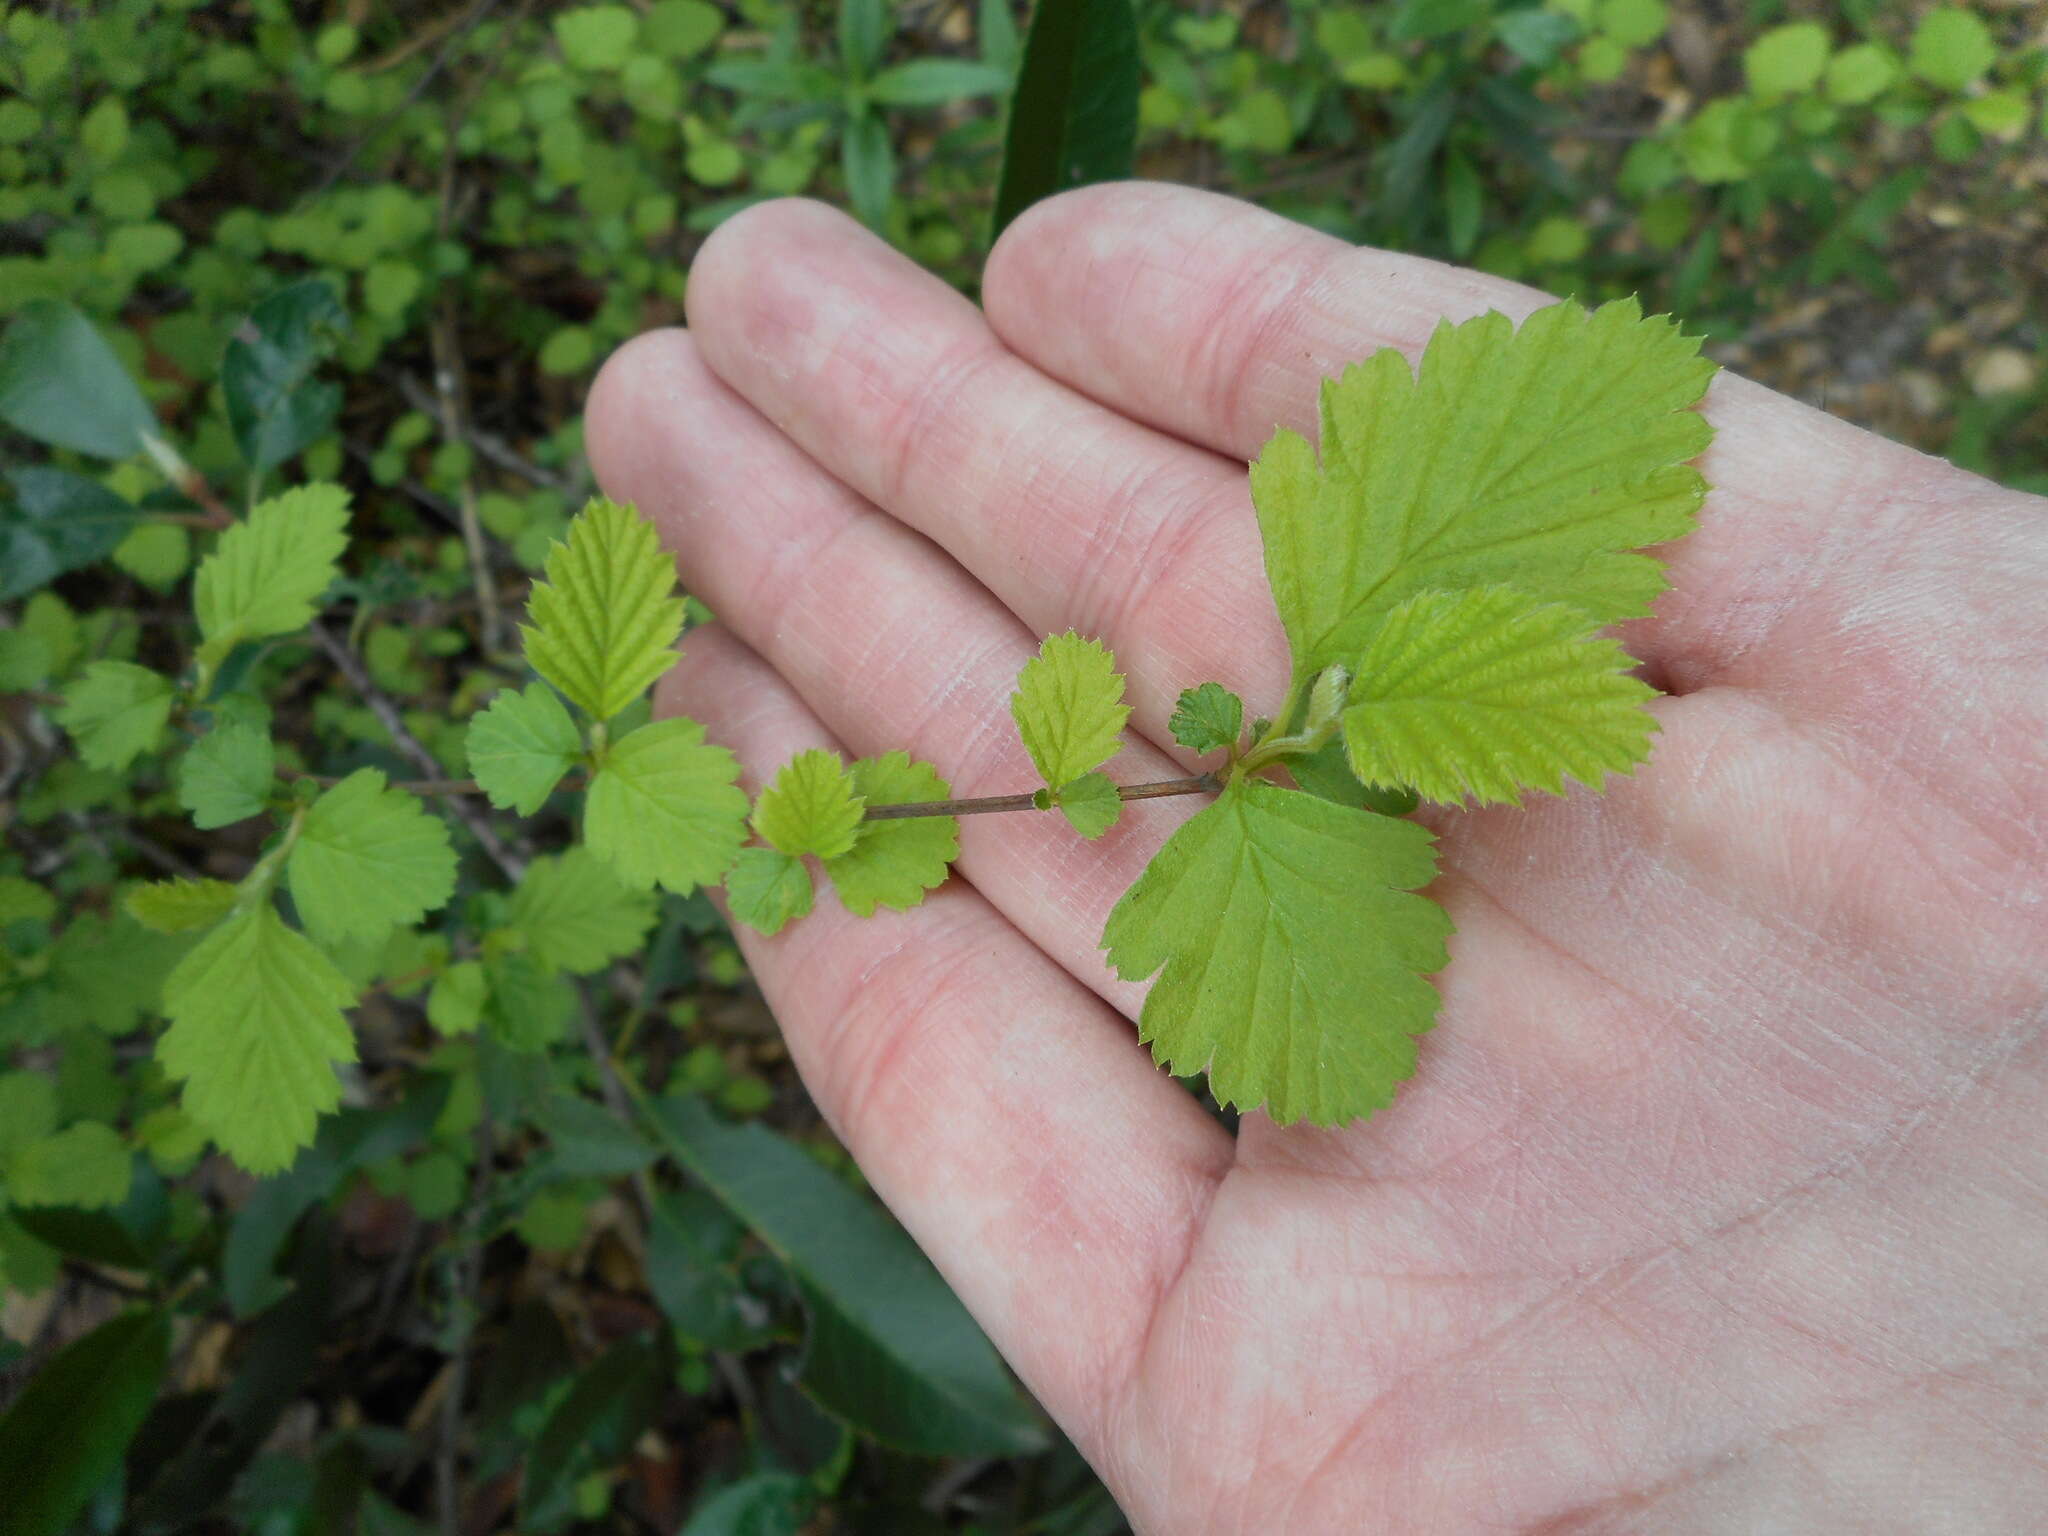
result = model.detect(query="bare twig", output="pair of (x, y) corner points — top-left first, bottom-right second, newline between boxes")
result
(862, 772), (1221, 821)
(397, 373), (573, 491)
(307, 622), (527, 879)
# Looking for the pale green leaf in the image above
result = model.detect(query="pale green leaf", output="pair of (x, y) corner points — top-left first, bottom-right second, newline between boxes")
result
(821, 754), (959, 917)
(1249, 298), (1714, 686)
(1010, 631), (1129, 790)
(466, 682), (581, 814)
(177, 720), (274, 828)
(1103, 780), (1452, 1125)
(1168, 682), (1244, 756)
(584, 716), (748, 892)
(1054, 770), (1121, 839)
(56, 661), (174, 770)
(521, 497), (684, 722)
(287, 768), (459, 944)
(158, 905), (358, 1173)
(125, 878), (239, 934)
(751, 749), (864, 859)
(506, 847), (658, 973)
(193, 483), (351, 667)
(428, 960), (486, 1036)
(0, 875), (56, 926)
(1341, 585), (1658, 805)
(8, 1122), (132, 1209)
(555, 4), (639, 70)
(725, 847), (814, 937)
(1909, 7), (1994, 90)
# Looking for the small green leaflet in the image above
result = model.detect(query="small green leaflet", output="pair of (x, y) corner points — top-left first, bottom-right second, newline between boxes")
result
(158, 904), (358, 1173)
(505, 847), (658, 973)
(193, 483), (351, 670)
(752, 749), (865, 859)
(725, 847), (815, 937)
(585, 716), (748, 893)
(1341, 585), (1658, 805)
(1249, 297), (1715, 686)
(822, 754), (959, 916)
(1103, 780), (1452, 1125)
(1010, 631), (1130, 792)
(177, 720), (275, 828)
(7, 1121), (132, 1209)
(1053, 769), (1121, 839)
(522, 497), (685, 722)
(56, 661), (174, 770)
(466, 681), (581, 815)
(287, 768), (459, 945)
(126, 878), (239, 934)
(1169, 682), (1244, 756)
(427, 960), (486, 1036)
(482, 951), (575, 1052)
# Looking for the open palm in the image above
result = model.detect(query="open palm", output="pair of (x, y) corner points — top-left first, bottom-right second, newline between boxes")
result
(587, 184), (2048, 1533)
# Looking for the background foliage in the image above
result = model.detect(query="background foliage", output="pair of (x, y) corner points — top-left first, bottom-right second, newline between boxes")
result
(1, 1), (2042, 1531)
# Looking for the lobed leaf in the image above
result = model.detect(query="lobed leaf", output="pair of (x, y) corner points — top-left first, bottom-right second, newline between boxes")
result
(8, 1122), (132, 1210)
(584, 716), (748, 893)
(821, 753), (959, 916)
(466, 681), (581, 814)
(1102, 779), (1452, 1124)
(158, 905), (358, 1174)
(505, 847), (658, 974)
(1341, 585), (1658, 805)
(521, 497), (685, 723)
(126, 878), (240, 935)
(56, 661), (175, 771)
(751, 748), (865, 859)
(724, 847), (815, 937)
(1053, 769), (1121, 839)
(194, 483), (352, 668)
(177, 720), (275, 828)
(287, 768), (459, 945)
(1250, 297), (1715, 686)
(1168, 681), (1244, 756)
(1010, 631), (1130, 792)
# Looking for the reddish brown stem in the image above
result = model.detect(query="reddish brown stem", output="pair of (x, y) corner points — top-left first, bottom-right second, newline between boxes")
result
(862, 773), (1220, 821)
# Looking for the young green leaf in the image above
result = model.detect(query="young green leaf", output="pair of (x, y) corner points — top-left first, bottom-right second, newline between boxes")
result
(1102, 779), (1452, 1124)
(466, 681), (581, 814)
(505, 848), (658, 973)
(821, 753), (960, 916)
(7, 1122), (132, 1210)
(56, 661), (175, 770)
(125, 878), (239, 934)
(158, 905), (358, 1173)
(177, 720), (275, 828)
(725, 847), (815, 937)
(427, 960), (486, 1036)
(1168, 682), (1244, 755)
(287, 768), (459, 945)
(193, 483), (351, 668)
(521, 497), (685, 722)
(1010, 631), (1130, 791)
(1249, 297), (1715, 685)
(751, 748), (865, 859)
(1053, 769), (1121, 839)
(584, 716), (748, 893)
(1340, 585), (1658, 805)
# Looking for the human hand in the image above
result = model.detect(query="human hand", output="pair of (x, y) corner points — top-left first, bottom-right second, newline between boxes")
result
(586, 183), (2048, 1533)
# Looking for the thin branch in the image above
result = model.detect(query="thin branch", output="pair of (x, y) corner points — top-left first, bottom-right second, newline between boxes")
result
(861, 773), (1221, 821)
(307, 622), (528, 879)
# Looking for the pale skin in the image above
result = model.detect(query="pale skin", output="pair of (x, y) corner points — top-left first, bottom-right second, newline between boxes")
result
(587, 183), (2048, 1533)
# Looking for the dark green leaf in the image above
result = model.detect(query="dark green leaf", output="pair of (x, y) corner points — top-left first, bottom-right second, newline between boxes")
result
(1390, 0), (1493, 41)
(679, 1472), (813, 1536)
(841, 111), (895, 230)
(991, 0), (1140, 239)
(0, 300), (160, 460)
(0, 466), (139, 602)
(533, 1093), (657, 1177)
(1380, 74), (1456, 225)
(1288, 738), (1420, 818)
(10, 1158), (168, 1270)
(646, 1186), (757, 1348)
(648, 1096), (1046, 1457)
(837, 0), (889, 78)
(519, 1333), (667, 1525)
(222, 280), (346, 476)
(866, 59), (1009, 105)
(0, 1308), (169, 1536)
